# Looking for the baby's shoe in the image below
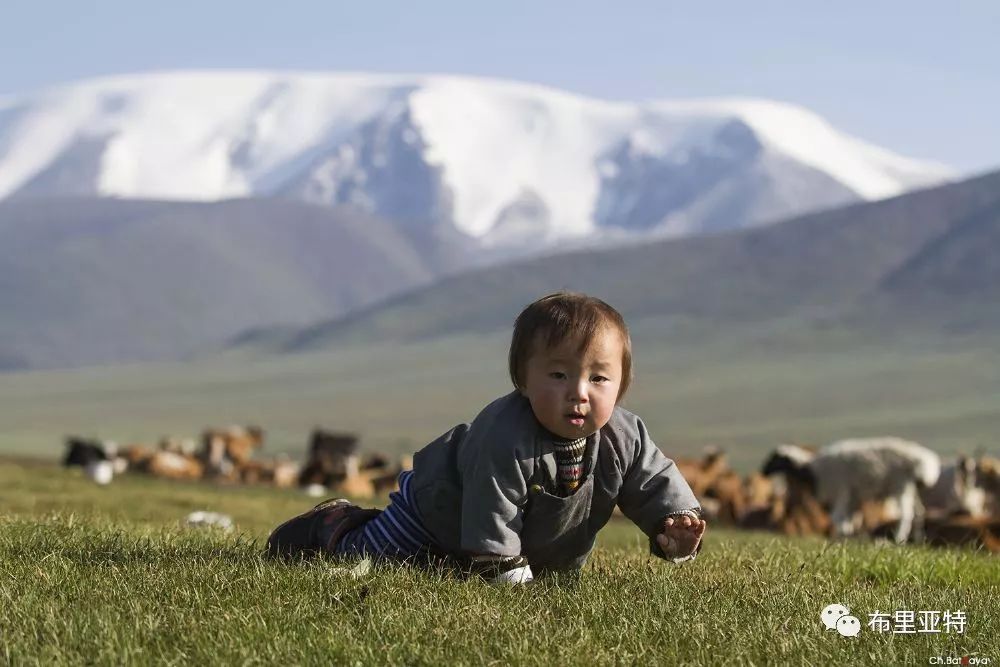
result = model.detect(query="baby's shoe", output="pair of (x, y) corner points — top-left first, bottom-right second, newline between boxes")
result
(467, 554), (534, 584)
(265, 498), (380, 559)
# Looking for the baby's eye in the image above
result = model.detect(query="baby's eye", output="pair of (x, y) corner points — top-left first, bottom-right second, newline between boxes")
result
(592, 375), (609, 383)
(548, 372), (566, 380)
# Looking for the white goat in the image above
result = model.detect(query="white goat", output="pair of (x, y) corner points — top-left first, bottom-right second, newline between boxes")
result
(921, 455), (988, 518)
(764, 438), (941, 543)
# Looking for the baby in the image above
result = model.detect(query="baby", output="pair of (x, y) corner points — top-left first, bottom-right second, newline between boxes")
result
(267, 291), (705, 581)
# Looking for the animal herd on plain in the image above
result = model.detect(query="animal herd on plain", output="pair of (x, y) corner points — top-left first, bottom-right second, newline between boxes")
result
(63, 429), (1000, 553)
(63, 426), (408, 500)
(684, 437), (1000, 553)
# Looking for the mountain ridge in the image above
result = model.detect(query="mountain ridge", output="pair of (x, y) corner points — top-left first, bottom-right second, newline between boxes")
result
(0, 70), (953, 255)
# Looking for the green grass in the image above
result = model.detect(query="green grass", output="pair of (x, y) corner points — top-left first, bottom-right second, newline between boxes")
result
(1, 461), (998, 665)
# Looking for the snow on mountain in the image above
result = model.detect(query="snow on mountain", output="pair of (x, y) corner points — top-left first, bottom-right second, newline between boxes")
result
(649, 98), (946, 199)
(0, 71), (955, 249)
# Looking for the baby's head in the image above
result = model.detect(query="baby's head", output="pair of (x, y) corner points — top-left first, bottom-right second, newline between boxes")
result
(509, 292), (632, 440)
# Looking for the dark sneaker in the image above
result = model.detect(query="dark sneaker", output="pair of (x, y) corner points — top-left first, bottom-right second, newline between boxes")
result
(265, 498), (380, 559)
(466, 554), (534, 583)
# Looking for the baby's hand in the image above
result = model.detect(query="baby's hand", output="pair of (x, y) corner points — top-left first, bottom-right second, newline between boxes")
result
(655, 514), (706, 560)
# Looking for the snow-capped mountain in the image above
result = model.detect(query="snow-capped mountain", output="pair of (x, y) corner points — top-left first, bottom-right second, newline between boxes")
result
(0, 71), (954, 250)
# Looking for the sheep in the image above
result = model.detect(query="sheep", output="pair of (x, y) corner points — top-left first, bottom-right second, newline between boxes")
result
(159, 436), (198, 456)
(675, 447), (729, 498)
(921, 455), (988, 518)
(200, 425), (265, 479)
(976, 455), (1000, 517)
(235, 458), (301, 488)
(758, 464), (832, 537)
(737, 473), (781, 530)
(146, 450), (204, 480)
(762, 438), (941, 544)
(63, 437), (121, 485)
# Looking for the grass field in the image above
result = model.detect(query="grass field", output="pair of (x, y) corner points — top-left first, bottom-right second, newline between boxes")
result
(1, 460), (997, 665)
(1, 322), (998, 472)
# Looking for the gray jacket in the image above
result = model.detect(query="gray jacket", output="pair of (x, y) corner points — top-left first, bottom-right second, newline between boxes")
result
(410, 391), (700, 572)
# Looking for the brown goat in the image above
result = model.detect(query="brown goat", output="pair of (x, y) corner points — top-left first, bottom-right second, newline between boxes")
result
(676, 448), (729, 498)
(146, 450), (204, 480)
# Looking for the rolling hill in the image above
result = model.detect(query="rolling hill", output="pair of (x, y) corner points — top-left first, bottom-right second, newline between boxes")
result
(0, 197), (443, 369)
(262, 169), (1000, 352)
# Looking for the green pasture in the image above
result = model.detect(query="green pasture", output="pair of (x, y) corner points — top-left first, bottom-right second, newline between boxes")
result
(1, 461), (996, 665)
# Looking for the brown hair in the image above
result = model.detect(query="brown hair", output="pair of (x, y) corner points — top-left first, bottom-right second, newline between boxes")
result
(509, 291), (632, 400)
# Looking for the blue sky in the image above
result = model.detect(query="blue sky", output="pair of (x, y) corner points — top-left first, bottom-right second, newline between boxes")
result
(2, 1), (997, 172)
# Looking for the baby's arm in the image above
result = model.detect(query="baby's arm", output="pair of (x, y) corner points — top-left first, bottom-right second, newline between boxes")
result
(455, 423), (534, 583)
(615, 418), (704, 562)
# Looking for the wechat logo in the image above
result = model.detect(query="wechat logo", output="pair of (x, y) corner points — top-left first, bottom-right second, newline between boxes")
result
(822, 603), (861, 638)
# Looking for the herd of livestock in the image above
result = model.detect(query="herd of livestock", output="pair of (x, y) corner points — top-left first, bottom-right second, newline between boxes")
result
(681, 437), (1000, 552)
(63, 426), (408, 500)
(64, 428), (1000, 553)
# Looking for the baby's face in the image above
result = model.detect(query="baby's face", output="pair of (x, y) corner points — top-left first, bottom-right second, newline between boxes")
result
(520, 326), (623, 440)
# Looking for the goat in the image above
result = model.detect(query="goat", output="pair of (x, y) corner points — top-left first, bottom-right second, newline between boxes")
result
(63, 437), (109, 467)
(146, 450), (204, 480)
(976, 455), (1000, 517)
(63, 437), (119, 485)
(762, 438), (941, 543)
(298, 429), (360, 488)
(922, 455), (988, 518)
(200, 425), (265, 478)
(675, 447), (729, 498)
